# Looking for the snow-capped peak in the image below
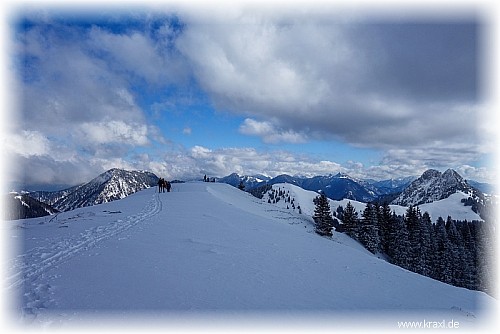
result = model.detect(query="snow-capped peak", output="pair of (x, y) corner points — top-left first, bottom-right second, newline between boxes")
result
(391, 169), (479, 206)
(39, 169), (159, 212)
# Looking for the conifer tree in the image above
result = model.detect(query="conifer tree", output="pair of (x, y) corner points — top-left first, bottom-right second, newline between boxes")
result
(379, 208), (493, 294)
(420, 212), (433, 277)
(359, 203), (380, 254)
(475, 221), (494, 293)
(405, 206), (423, 273)
(446, 217), (465, 286)
(459, 221), (475, 289)
(378, 203), (392, 254)
(388, 212), (410, 270)
(312, 192), (334, 237)
(434, 217), (452, 284)
(342, 201), (359, 240)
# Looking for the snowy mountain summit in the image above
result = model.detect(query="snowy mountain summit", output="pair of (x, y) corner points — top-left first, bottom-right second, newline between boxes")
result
(391, 169), (478, 206)
(31, 168), (159, 212)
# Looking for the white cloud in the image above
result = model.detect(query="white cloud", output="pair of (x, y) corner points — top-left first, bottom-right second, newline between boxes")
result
(453, 165), (498, 185)
(77, 121), (149, 146)
(5, 130), (51, 157)
(11, 17), (173, 184)
(162, 145), (344, 180)
(176, 9), (487, 158)
(87, 27), (188, 86)
(176, 15), (334, 117)
(18, 24), (148, 137)
(9, 9), (494, 188)
(239, 118), (307, 144)
(190, 145), (212, 159)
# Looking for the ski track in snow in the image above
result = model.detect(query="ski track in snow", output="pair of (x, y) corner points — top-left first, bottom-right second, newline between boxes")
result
(5, 192), (162, 317)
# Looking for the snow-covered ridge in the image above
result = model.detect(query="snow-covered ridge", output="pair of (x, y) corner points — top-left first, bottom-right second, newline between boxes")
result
(3, 182), (494, 329)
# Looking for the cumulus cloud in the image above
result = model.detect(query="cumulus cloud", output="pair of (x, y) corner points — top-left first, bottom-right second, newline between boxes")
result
(158, 146), (345, 180)
(87, 26), (189, 86)
(176, 9), (485, 154)
(9, 13), (184, 186)
(7, 7), (494, 188)
(77, 121), (149, 146)
(16, 24), (150, 150)
(239, 118), (307, 144)
(5, 130), (51, 158)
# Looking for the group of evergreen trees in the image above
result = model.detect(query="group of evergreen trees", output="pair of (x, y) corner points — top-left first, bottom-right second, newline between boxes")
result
(312, 197), (495, 294)
(267, 187), (302, 213)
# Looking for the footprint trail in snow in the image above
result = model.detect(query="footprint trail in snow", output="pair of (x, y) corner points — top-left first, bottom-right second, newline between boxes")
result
(4, 192), (162, 318)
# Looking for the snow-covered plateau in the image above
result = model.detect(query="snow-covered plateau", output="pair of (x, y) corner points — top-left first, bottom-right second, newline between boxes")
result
(1, 182), (496, 332)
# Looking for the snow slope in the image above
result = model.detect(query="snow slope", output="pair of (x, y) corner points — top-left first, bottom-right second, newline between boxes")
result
(263, 183), (481, 222)
(419, 192), (483, 222)
(2, 182), (495, 331)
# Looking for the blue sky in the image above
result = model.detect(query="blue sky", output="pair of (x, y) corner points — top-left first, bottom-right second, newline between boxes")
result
(3, 1), (498, 188)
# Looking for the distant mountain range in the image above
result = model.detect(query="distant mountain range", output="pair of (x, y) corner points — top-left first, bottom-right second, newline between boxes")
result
(219, 172), (416, 202)
(4, 167), (493, 221)
(221, 169), (496, 221)
(218, 173), (271, 190)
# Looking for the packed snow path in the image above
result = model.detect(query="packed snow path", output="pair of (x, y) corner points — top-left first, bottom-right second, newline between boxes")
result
(2, 182), (496, 330)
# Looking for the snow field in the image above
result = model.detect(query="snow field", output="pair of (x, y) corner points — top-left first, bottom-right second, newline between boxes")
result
(2, 182), (496, 332)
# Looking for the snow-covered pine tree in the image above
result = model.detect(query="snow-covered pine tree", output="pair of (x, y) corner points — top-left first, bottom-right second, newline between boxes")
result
(342, 201), (359, 240)
(446, 216), (465, 287)
(474, 220), (494, 293)
(378, 203), (392, 254)
(459, 221), (476, 289)
(312, 192), (334, 237)
(434, 217), (452, 284)
(420, 212), (433, 277)
(405, 206), (423, 273)
(388, 212), (410, 270)
(359, 203), (380, 254)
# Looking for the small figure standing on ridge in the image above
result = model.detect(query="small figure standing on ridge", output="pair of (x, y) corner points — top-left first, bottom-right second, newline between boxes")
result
(158, 178), (165, 193)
